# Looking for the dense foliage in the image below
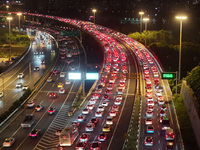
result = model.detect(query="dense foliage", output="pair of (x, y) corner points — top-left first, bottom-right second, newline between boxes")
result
(0, 29), (30, 46)
(186, 66), (200, 106)
(128, 30), (200, 79)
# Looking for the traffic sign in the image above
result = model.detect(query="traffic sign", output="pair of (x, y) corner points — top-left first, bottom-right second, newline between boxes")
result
(161, 72), (176, 79)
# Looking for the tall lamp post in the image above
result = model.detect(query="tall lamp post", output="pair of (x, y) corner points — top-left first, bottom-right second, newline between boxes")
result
(143, 17), (149, 46)
(92, 9), (97, 24)
(176, 16), (187, 83)
(7, 17), (13, 61)
(17, 12), (22, 30)
(139, 11), (144, 33)
(6, 5), (9, 13)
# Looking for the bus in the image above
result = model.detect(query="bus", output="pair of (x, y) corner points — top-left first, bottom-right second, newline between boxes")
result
(59, 125), (78, 146)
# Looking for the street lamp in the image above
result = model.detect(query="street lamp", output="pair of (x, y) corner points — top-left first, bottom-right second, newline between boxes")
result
(17, 12), (22, 30)
(176, 15), (187, 83)
(139, 11), (144, 33)
(7, 17), (13, 61)
(6, 5), (9, 13)
(143, 17), (149, 46)
(92, 9), (97, 24)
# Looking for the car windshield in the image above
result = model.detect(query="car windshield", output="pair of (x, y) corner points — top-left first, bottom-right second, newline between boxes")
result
(31, 130), (37, 134)
(5, 139), (10, 142)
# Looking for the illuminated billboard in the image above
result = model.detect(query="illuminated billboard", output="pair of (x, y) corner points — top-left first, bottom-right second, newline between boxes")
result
(86, 73), (99, 80)
(68, 73), (81, 80)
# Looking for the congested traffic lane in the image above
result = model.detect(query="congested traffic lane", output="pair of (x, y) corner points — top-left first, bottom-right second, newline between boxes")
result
(0, 30), (57, 115)
(0, 37), (84, 150)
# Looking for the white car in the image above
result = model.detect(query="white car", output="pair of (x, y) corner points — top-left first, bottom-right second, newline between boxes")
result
(59, 88), (65, 94)
(82, 108), (90, 115)
(17, 73), (24, 79)
(76, 115), (86, 122)
(3, 137), (15, 147)
(0, 92), (4, 98)
(22, 84), (29, 90)
(60, 72), (65, 77)
(114, 99), (121, 105)
(87, 104), (94, 110)
(106, 117), (113, 125)
(116, 95), (123, 100)
(85, 123), (95, 132)
(95, 111), (103, 117)
(146, 97), (153, 102)
(146, 110), (153, 118)
(109, 110), (117, 117)
(102, 101), (109, 107)
(158, 99), (165, 105)
(112, 105), (119, 111)
(97, 105), (105, 112)
(16, 83), (22, 88)
(89, 99), (97, 105)
(155, 91), (162, 97)
(65, 80), (71, 84)
(147, 100), (154, 106)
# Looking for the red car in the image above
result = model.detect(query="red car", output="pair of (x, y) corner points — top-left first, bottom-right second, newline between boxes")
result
(49, 92), (57, 99)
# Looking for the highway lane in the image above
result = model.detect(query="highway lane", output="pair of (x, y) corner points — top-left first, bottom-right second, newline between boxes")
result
(0, 36), (84, 149)
(0, 30), (57, 115)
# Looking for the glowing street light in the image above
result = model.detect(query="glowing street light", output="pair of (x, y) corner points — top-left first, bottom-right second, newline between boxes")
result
(139, 11), (144, 33)
(92, 9), (97, 24)
(176, 15), (187, 83)
(6, 5), (9, 13)
(7, 17), (13, 61)
(143, 17), (149, 46)
(17, 12), (22, 30)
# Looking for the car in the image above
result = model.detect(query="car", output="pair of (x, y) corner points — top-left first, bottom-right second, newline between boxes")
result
(34, 51), (38, 54)
(0, 92), (4, 98)
(89, 99), (97, 105)
(51, 49), (55, 53)
(165, 141), (174, 150)
(27, 100), (35, 107)
(48, 107), (56, 114)
(65, 80), (71, 84)
(105, 89), (111, 95)
(95, 111), (103, 117)
(55, 129), (62, 136)
(29, 129), (40, 137)
(160, 110), (166, 117)
(156, 91), (162, 97)
(146, 92), (152, 97)
(90, 142), (101, 150)
(158, 99), (165, 105)
(102, 124), (111, 132)
(147, 105), (154, 111)
(97, 105), (105, 112)
(79, 133), (90, 142)
(112, 105), (119, 111)
(161, 104), (167, 111)
(146, 125), (154, 133)
(17, 73), (24, 78)
(102, 101), (109, 107)
(49, 92), (57, 99)
(116, 95), (123, 100)
(114, 99), (121, 105)
(98, 133), (107, 142)
(144, 136), (153, 146)
(35, 104), (44, 111)
(47, 77), (53, 82)
(22, 84), (29, 90)
(146, 110), (153, 118)
(87, 104), (95, 110)
(103, 94), (110, 101)
(117, 87), (123, 95)
(60, 72), (66, 77)
(90, 117), (99, 125)
(34, 67), (40, 71)
(76, 115), (86, 122)
(16, 83), (22, 88)
(59, 88), (65, 94)
(159, 116), (166, 123)
(106, 117), (113, 125)
(92, 93), (100, 99)
(145, 118), (153, 125)
(109, 110), (117, 117)
(107, 84), (113, 90)
(85, 123), (95, 132)
(146, 97), (153, 102)
(41, 60), (45, 64)
(82, 108), (90, 115)
(3, 137), (15, 147)
(57, 83), (64, 88)
(147, 100), (154, 106)
(76, 142), (87, 150)
(52, 70), (58, 75)
(109, 78), (115, 84)
(72, 121), (80, 127)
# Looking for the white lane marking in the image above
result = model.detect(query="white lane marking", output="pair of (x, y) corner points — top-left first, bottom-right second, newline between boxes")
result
(13, 94), (17, 98)
(52, 84), (55, 87)
(16, 100), (55, 150)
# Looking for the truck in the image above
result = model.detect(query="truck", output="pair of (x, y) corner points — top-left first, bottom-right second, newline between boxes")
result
(21, 114), (34, 128)
(59, 125), (78, 146)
